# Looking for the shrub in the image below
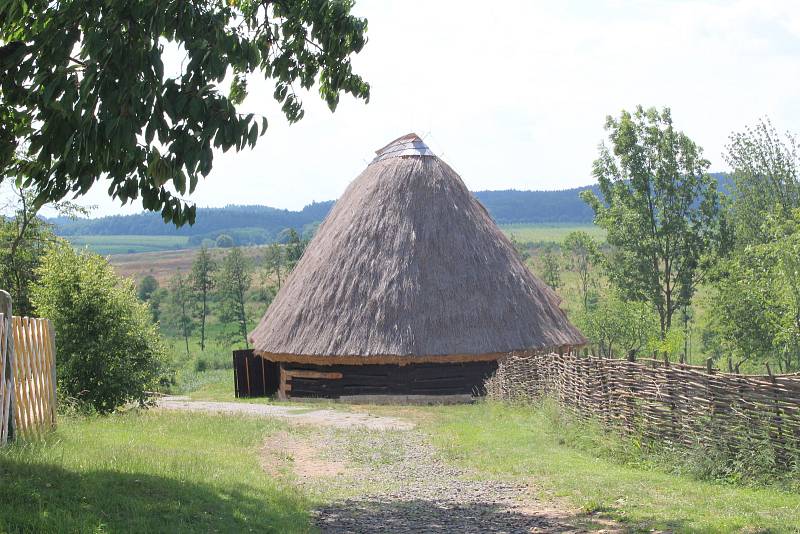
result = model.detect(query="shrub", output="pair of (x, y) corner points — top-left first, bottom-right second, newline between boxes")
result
(215, 234), (235, 248)
(136, 275), (159, 301)
(31, 242), (169, 413)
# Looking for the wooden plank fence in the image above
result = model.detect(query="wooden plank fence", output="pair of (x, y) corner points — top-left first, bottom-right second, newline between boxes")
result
(12, 316), (57, 439)
(486, 352), (800, 466)
(0, 291), (57, 445)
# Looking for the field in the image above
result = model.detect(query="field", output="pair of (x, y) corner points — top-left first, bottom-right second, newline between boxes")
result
(101, 223), (601, 285)
(65, 235), (191, 255)
(109, 245), (270, 284)
(500, 223), (605, 244)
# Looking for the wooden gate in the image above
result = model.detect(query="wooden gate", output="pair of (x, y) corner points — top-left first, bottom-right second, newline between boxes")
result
(12, 316), (57, 439)
(0, 290), (57, 445)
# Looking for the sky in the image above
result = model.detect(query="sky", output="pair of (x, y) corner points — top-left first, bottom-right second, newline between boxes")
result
(46, 0), (800, 217)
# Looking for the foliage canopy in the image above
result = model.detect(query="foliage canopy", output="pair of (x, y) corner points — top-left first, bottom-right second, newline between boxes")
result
(31, 242), (168, 412)
(582, 106), (728, 337)
(0, 0), (369, 225)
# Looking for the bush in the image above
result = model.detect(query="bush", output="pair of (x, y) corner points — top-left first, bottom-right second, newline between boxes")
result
(31, 242), (169, 413)
(215, 234), (234, 248)
(136, 275), (159, 301)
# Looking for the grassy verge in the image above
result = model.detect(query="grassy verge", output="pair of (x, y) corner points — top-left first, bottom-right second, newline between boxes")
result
(422, 400), (800, 533)
(0, 411), (311, 533)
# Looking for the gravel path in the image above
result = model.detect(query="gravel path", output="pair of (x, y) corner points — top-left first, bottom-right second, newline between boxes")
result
(166, 397), (618, 532)
(157, 396), (414, 430)
(265, 427), (619, 533)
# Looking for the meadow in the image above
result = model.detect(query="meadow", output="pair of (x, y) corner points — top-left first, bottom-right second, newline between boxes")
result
(65, 223), (599, 259)
(86, 222), (601, 291)
(501, 223), (605, 245)
(65, 235), (191, 255)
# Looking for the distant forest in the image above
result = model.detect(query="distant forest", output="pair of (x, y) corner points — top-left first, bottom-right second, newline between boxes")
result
(49, 175), (728, 244)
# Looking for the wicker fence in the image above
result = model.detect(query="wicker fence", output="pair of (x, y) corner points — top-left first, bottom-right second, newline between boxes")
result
(487, 352), (800, 464)
(0, 291), (57, 445)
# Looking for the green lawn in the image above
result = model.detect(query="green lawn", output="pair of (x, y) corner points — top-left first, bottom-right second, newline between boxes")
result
(0, 411), (311, 533)
(423, 401), (800, 533)
(499, 223), (605, 244)
(65, 235), (191, 255)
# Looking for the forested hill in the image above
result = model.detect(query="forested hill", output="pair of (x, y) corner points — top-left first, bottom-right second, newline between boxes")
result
(49, 175), (729, 242)
(50, 185), (600, 238)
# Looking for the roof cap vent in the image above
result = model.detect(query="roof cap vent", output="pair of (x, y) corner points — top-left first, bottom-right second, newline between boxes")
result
(372, 133), (435, 162)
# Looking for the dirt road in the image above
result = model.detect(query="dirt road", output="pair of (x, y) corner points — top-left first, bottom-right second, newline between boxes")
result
(160, 397), (619, 533)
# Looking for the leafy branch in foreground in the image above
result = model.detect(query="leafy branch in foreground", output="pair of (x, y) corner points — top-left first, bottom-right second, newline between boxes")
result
(0, 0), (370, 225)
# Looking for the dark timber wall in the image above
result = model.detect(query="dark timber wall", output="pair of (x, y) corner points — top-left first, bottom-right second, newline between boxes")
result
(283, 360), (499, 398)
(233, 350), (499, 399)
(232, 349), (279, 398)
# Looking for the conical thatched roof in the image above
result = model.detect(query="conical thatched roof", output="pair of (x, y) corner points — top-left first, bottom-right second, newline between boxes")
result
(250, 133), (586, 364)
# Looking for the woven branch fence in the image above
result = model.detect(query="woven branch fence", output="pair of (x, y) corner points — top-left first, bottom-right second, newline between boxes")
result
(0, 291), (57, 445)
(486, 352), (800, 465)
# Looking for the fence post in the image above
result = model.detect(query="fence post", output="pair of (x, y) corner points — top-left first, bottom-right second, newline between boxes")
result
(766, 362), (787, 466)
(47, 320), (57, 426)
(0, 291), (14, 443)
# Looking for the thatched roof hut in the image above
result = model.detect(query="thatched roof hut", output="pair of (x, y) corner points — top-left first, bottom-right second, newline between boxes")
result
(249, 133), (585, 399)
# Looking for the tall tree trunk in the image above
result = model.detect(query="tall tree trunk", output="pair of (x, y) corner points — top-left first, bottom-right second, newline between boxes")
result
(180, 297), (190, 357)
(238, 284), (248, 348)
(200, 286), (207, 351)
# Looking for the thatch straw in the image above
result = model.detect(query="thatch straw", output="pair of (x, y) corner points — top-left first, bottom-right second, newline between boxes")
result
(250, 134), (586, 363)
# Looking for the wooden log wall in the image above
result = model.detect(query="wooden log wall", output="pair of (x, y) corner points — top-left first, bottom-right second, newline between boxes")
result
(280, 360), (499, 399)
(486, 352), (800, 465)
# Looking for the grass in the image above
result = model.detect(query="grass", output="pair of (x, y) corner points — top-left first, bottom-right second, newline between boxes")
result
(0, 410), (311, 533)
(66, 235), (191, 255)
(499, 223), (606, 244)
(173, 367), (800, 532)
(420, 400), (800, 533)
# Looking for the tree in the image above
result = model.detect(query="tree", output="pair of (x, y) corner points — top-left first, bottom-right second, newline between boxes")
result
(217, 247), (252, 347)
(0, 185), (85, 315)
(31, 242), (167, 412)
(190, 246), (216, 351)
(263, 242), (286, 290)
(539, 245), (561, 290)
(280, 227), (307, 270)
(563, 231), (599, 310)
(137, 275), (159, 302)
(215, 234), (235, 248)
(577, 294), (659, 359)
(725, 118), (800, 247)
(708, 210), (800, 373)
(1, 1), (369, 225)
(582, 106), (727, 338)
(167, 272), (194, 357)
(509, 233), (531, 262)
(0, 188), (54, 315)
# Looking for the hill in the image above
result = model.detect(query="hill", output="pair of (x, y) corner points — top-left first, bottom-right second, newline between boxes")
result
(51, 174), (730, 251)
(51, 185), (601, 242)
